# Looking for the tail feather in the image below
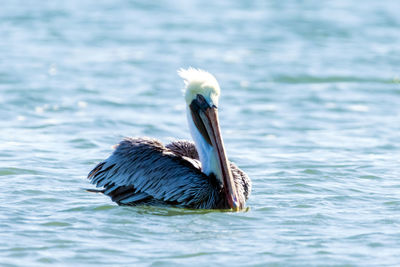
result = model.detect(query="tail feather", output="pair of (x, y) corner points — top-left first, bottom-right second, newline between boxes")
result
(85, 188), (105, 193)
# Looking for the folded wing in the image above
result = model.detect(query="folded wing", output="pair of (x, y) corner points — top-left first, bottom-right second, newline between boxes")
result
(88, 138), (221, 208)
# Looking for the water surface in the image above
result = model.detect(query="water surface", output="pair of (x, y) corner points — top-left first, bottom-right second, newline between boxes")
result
(1, 0), (400, 266)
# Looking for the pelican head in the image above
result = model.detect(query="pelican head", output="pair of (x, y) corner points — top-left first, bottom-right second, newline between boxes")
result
(178, 68), (242, 210)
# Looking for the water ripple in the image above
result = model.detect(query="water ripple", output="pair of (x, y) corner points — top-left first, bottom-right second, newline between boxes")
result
(1, 0), (400, 266)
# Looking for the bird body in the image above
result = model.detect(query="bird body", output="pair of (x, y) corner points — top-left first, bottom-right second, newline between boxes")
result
(88, 68), (251, 210)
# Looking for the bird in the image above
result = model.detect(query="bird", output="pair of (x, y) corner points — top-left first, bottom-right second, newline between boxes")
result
(87, 68), (251, 210)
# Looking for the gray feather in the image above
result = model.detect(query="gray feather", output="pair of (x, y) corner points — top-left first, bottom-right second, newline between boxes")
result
(87, 138), (251, 209)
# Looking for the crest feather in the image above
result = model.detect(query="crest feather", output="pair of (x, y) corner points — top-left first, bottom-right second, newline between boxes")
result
(178, 67), (221, 106)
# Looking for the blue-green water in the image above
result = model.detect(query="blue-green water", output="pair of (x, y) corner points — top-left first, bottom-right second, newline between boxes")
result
(1, 1), (400, 266)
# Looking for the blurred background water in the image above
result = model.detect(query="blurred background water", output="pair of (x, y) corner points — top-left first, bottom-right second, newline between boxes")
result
(1, 0), (400, 266)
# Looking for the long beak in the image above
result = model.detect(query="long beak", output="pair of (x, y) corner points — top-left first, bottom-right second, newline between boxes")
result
(190, 94), (242, 210)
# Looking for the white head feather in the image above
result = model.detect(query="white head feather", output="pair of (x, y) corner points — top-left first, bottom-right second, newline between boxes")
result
(178, 67), (221, 107)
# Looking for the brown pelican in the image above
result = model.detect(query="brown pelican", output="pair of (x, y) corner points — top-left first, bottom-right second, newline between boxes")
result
(87, 68), (251, 210)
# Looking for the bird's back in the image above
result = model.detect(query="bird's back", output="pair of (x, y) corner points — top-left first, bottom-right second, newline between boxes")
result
(88, 138), (223, 208)
(88, 138), (251, 209)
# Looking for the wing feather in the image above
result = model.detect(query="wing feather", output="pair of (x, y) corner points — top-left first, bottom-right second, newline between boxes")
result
(88, 137), (221, 208)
